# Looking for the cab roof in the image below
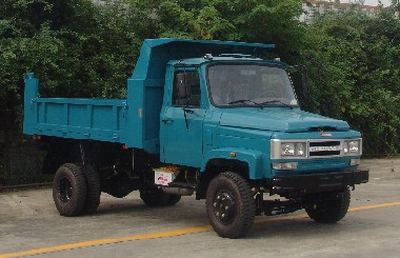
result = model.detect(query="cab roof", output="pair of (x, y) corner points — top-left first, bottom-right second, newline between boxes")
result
(142, 38), (275, 50)
(131, 38), (276, 80)
(168, 56), (287, 67)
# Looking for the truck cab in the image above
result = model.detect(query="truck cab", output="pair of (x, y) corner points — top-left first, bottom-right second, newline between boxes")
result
(23, 39), (368, 238)
(159, 53), (366, 185)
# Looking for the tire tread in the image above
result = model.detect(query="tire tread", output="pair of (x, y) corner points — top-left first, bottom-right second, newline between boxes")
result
(82, 165), (101, 214)
(53, 163), (87, 217)
(306, 188), (351, 223)
(140, 188), (181, 207)
(206, 172), (255, 238)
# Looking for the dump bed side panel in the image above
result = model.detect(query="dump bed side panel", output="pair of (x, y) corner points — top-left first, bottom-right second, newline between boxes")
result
(23, 74), (128, 144)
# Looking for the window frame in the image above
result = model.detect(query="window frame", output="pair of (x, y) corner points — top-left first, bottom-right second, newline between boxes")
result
(171, 70), (201, 108)
(205, 62), (299, 108)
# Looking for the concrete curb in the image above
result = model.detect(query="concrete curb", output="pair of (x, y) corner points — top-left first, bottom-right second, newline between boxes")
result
(0, 182), (52, 192)
(361, 158), (400, 179)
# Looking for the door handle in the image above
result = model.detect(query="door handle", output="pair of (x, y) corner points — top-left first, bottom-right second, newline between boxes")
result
(162, 118), (173, 124)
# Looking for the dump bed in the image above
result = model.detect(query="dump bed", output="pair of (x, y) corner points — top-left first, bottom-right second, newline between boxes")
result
(23, 74), (128, 143)
(23, 38), (274, 153)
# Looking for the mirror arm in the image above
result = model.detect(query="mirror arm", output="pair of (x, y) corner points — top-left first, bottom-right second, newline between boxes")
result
(182, 98), (193, 130)
(183, 108), (189, 130)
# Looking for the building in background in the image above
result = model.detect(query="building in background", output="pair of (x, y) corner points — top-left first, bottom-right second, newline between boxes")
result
(300, 0), (381, 22)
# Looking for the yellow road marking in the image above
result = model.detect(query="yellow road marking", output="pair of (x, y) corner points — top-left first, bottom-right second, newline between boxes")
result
(0, 226), (212, 258)
(348, 202), (400, 212)
(1, 201), (400, 258)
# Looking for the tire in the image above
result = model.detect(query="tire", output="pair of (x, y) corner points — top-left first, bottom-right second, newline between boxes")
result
(102, 174), (133, 198)
(140, 188), (181, 207)
(82, 165), (101, 214)
(206, 172), (255, 238)
(53, 163), (87, 216)
(305, 188), (351, 223)
(166, 194), (181, 206)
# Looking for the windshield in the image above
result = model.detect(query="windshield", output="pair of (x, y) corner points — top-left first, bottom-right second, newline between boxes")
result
(207, 64), (298, 107)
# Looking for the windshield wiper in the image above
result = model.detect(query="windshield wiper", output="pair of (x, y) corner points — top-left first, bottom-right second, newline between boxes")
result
(259, 100), (294, 109)
(227, 99), (264, 108)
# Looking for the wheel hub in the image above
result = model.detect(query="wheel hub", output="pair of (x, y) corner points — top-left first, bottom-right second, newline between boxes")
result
(212, 191), (236, 224)
(59, 177), (73, 203)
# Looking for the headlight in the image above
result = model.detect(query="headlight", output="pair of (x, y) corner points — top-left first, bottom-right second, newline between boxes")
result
(272, 140), (306, 159)
(343, 139), (362, 155)
(281, 143), (295, 156)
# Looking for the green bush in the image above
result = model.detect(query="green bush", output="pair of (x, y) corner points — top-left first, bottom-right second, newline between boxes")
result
(0, 0), (139, 129)
(0, 0), (399, 159)
(300, 7), (400, 155)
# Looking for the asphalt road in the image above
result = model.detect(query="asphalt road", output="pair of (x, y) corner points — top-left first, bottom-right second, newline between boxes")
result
(0, 159), (399, 258)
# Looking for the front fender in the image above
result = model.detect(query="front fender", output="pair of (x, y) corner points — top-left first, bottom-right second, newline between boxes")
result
(201, 148), (266, 179)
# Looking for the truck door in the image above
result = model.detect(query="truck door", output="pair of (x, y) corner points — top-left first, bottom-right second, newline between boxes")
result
(160, 70), (205, 167)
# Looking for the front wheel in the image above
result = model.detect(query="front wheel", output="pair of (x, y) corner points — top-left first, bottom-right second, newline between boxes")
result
(206, 172), (255, 238)
(305, 188), (351, 223)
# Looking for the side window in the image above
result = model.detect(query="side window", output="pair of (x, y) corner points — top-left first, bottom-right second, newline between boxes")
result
(172, 71), (201, 107)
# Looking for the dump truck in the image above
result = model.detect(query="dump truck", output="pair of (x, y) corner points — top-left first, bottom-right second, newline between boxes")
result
(23, 38), (369, 238)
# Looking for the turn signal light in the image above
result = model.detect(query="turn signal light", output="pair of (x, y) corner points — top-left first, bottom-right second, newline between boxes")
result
(272, 162), (298, 170)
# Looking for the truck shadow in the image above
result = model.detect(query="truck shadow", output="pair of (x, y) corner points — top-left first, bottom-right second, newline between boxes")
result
(93, 197), (375, 239)
(94, 196), (208, 224)
(247, 215), (377, 239)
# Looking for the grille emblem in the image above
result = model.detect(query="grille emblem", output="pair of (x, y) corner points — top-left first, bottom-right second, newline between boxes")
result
(309, 146), (341, 152)
(320, 131), (332, 137)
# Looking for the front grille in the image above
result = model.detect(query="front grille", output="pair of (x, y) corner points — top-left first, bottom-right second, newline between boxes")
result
(309, 141), (341, 157)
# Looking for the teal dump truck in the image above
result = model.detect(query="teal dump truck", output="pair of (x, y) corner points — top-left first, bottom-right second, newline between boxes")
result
(23, 38), (368, 238)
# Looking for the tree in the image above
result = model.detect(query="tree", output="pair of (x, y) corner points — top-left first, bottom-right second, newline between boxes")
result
(299, 7), (400, 154)
(126, 0), (305, 60)
(1, 0), (398, 157)
(0, 0), (139, 131)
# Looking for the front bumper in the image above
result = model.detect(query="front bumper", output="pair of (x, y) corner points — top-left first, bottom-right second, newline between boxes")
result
(269, 168), (369, 194)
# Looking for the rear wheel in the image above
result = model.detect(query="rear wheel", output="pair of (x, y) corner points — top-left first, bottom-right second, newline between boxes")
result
(82, 165), (101, 214)
(305, 188), (351, 223)
(53, 163), (87, 216)
(166, 194), (181, 206)
(206, 172), (255, 238)
(102, 174), (134, 198)
(140, 188), (181, 207)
